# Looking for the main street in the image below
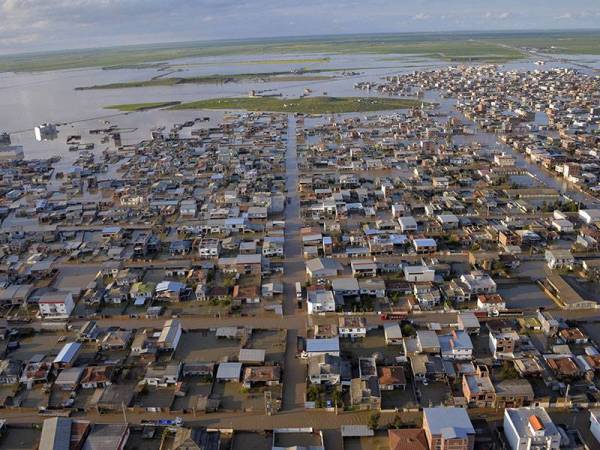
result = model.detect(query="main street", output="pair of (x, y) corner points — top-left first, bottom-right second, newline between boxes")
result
(281, 114), (308, 410)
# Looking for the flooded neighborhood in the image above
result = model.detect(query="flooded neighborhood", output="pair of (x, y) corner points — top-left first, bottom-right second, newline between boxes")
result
(0, 21), (600, 450)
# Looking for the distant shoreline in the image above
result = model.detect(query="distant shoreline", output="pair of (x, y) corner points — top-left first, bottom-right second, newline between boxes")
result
(1, 29), (599, 73)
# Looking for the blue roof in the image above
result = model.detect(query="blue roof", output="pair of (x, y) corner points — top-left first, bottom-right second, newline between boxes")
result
(156, 281), (185, 292)
(413, 238), (437, 246)
(306, 337), (340, 353)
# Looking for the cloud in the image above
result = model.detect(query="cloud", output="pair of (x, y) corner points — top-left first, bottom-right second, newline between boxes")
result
(0, 0), (598, 54)
(484, 11), (513, 20)
(413, 13), (431, 21)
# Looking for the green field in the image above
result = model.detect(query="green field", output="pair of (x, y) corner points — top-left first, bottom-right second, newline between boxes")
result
(77, 72), (333, 90)
(169, 96), (425, 114)
(103, 57), (331, 71)
(2, 31), (599, 73)
(105, 101), (181, 112)
(188, 57), (332, 66)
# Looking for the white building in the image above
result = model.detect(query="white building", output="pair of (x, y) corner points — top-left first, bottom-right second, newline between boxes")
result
(439, 331), (473, 360)
(579, 209), (600, 224)
(545, 249), (575, 270)
(503, 407), (561, 450)
(38, 291), (74, 320)
(305, 337), (340, 358)
(551, 218), (574, 233)
(412, 238), (437, 254)
(403, 265), (435, 283)
(34, 123), (57, 141)
(198, 239), (220, 258)
(437, 214), (459, 229)
(494, 153), (516, 167)
(157, 319), (182, 351)
(398, 216), (418, 233)
(590, 410), (600, 444)
(476, 294), (506, 313)
(179, 199), (197, 217)
(307, 290), (336, 314)
(384, 322), (403, 345)
(460, 272), (496, 296)
(338, 317), (367, 339)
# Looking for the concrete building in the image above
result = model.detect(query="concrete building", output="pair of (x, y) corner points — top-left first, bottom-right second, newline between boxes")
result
(38, 291), (75, 320)
(157, 319), (182, 351)
(423, 407), (475, 450)
(503, 407), (561, 450)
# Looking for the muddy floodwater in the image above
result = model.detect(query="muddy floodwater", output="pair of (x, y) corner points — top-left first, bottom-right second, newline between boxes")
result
(1, 50), (598, 179)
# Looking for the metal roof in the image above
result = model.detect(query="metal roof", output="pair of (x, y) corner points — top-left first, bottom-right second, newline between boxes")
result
(424, 407), (474, 439)
(216, 362), (242, 380)
(53, 342), (81, 364)
(39, 417), (71, 450)
(306, 337), (340, 354)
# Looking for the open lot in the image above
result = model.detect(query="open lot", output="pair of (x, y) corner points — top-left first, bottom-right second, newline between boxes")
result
(172, 381), (212, 412)
(124, 428), (163, 450)
(14, 386), (49, 409)
(211, 381), (279, 412)
(231, 431), (273, 450)
(9, 332), (70, 362)
(340, 328), (402, 365)
(344, 431), (391, 450)
(0, 426), (41, 449)
(53, 265), (100, 296)
(135, 387), (176, 411)
(247, 329), (287, 363)
(498, 283), (554, 310)
(415, 381), (451, 408)
(174, 330), (241, 363)
(381, 387), (418, 410)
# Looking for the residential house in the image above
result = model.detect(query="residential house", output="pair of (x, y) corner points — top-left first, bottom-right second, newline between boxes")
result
(338, 316), (367, 339)
(383, 323), (403, 345)
(157, 319), (182, 351)
(489, 329), (519, 358)
(423, 407), (475, 450)
(503, 407), (561, 450)
(545, 249), (575, 270)
(307, 289), (336, 314)
(143, 362), (182, 386)
(308, 354), (341, 385)
(38, 291), (75, 320)
(439, 330), (473, 360)
(403, 265), (435, 283)
(378, 366), (406, 390)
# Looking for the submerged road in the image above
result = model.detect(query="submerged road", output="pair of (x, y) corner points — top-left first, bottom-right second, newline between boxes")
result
(281, 114), (308, 411)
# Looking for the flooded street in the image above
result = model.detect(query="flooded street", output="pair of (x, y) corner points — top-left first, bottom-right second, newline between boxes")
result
(425, 87), (600, 208)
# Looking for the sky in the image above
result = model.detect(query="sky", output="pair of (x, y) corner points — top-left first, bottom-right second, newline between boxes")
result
(0, 0), (599, 55)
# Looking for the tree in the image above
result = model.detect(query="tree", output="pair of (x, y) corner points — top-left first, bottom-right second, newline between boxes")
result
(500, 361), (519, 379)
(307, 385), (320, 402)
(332, 389), (343, 408)
(368, 412), (381, 430)
(388, 414), (404, 429)
(402, 324), (416, 337)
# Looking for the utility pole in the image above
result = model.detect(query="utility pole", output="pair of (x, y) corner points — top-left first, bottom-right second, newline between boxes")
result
(121, 401), (128, 424)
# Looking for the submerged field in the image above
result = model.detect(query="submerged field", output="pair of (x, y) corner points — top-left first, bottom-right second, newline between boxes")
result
(3, 31), (599, 73)
(168, 96), (425, 114)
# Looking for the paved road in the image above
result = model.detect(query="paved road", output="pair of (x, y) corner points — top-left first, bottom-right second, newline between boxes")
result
(281, 114), (308, 410)
(0, 408), (401, 429)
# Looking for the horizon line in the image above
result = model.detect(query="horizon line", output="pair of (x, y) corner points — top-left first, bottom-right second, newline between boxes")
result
(1, 27), (599, 59)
